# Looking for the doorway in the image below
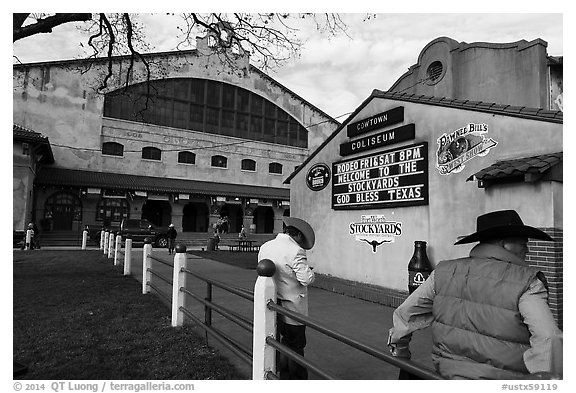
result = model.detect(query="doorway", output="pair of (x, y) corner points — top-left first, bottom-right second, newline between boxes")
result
(219, 203), (244, 233)
(253, 206), (275, 233)
(142, 200), (172, 227)
(44, 192), (82, 231)
(182, 202), (209, 232)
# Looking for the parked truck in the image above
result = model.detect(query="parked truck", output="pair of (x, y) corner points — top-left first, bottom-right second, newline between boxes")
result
(88, 219), (170, 248)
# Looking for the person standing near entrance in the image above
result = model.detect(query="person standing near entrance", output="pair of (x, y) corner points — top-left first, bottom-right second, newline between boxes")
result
(167, 224), (177, 255)
(388, 210), (563, 379)
(258, 216), (316, 379)
(28, 222), (41, 250)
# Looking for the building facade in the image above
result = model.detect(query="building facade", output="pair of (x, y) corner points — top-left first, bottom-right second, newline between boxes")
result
(13, 125), (54, 234)
(13, 30), (339, 235)
(286, 37), (563, 327)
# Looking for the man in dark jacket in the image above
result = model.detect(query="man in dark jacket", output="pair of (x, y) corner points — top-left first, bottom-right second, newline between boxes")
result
(388, 210), (562, 379)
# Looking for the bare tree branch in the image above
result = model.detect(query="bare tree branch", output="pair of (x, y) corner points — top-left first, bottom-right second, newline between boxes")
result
(13, 13), (92, 42)
(14, 12), (353, 106)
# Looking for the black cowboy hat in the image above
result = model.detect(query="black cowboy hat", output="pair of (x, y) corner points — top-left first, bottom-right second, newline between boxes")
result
(454, 209), (554, 245)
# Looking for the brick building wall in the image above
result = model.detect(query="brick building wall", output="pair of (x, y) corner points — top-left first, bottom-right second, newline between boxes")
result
(527, 228), (563, 329)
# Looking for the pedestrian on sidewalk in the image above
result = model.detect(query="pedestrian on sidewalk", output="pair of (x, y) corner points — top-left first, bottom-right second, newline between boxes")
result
(387, 210), (563, 379)
(258, 216), (316, 380)
(167, 224), (177, 255)
(239, 224), (247, 239)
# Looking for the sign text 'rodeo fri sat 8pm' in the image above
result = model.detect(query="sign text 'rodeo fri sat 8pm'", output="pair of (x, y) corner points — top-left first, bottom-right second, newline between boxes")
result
(332, 142), (429, 210)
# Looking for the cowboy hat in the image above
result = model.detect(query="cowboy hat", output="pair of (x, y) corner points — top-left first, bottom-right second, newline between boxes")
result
(454, 209), (554, 245)
(282, 216), (315, 249)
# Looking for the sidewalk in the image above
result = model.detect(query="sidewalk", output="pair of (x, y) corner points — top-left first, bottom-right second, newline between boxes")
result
(121, 248), (435, 380)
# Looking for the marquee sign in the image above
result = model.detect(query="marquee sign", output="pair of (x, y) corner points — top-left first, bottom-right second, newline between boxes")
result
(332, 142), (429, 210)
(347, 107), (404, 138)
(340, 123), (415, 156)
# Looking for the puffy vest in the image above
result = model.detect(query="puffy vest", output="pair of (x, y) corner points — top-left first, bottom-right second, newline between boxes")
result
(432, 257), (540, 379)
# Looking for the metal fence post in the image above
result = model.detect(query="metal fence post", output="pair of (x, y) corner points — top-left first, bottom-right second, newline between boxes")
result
(82, 227), (88, 250)
(108, 232), (115, 259)
(171, 244), (187, 327)
(103, 230), (109, 255)
(252, 259), (277, 380)
(124, 235), (132, 276)
(114, 233), (122, 265)
(142, 238), (153, 294)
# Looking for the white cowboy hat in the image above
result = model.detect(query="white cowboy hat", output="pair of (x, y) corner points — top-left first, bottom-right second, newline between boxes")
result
(282, 216), (315, 250)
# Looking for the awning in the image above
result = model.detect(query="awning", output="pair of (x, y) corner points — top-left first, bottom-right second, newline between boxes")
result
(467, 152), (562, 188)
(34, 167), (290, 200)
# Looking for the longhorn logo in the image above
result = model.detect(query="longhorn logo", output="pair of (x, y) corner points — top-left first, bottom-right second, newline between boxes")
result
(360, 238), (392, 253)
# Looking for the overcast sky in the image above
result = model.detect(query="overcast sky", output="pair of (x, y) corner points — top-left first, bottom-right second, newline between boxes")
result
(11, 9), (564, 122)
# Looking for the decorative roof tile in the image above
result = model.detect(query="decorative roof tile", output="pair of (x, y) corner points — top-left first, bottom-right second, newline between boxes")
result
(13, 124), (48, 142)
(467, 152), (562, 182)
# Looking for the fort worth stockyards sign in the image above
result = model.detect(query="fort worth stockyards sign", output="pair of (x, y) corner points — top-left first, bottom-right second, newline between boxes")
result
(332, 142), (429, 210)
(349, 215), (403, 253)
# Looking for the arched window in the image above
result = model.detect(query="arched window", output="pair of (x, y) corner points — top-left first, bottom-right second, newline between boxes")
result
(211, 155), (228, 168)
(178, 151), (196, 164)
(103, 78), (309, 148)
(102, 142), (124, 156)
(96, 198), (130, 222)
(241, 159), (256, 171)
(142, 146), (161, 160)
(269, 162), (283, 175)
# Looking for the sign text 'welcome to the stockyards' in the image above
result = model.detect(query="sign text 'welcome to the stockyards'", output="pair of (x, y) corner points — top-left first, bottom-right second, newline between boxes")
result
(332, 142), (429, 210)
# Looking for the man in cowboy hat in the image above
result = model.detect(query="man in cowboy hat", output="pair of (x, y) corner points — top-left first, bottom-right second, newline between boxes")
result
(167, 224), (177, 255)
(258, 216), (316, 379)
(388, 209), (562, 379)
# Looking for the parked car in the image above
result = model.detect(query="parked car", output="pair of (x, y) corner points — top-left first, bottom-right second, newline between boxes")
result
(119, 219), (170, 248)
(86, 224), (119, 246)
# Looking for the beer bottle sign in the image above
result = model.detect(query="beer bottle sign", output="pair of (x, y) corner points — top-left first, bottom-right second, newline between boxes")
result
(408, 241), (433, 293)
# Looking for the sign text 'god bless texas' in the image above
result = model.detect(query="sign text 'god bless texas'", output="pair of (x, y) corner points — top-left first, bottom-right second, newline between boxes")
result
(332, 142), (429, 210)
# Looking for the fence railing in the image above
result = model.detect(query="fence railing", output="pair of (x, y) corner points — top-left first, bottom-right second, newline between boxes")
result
(97, 235), (444, 380)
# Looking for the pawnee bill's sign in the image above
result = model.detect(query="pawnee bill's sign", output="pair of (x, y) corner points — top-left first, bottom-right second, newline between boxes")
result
(332, 142), (429, 210)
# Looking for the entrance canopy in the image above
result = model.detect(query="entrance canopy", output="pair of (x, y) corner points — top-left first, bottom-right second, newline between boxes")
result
(35, 167), (290, 200)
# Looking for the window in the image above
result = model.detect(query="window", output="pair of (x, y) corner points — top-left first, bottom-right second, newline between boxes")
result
(426, 61), (444, 85)
(241, 159), (256, 171)
(211, 155), (228, 168)
(97, 198), (130, 222)
(103, 78), (308, 148)
(102, 142), (124, 157)
(142, 146), (161, 160)
(178, 151), (196, 164)
(269, 162), (283, 175)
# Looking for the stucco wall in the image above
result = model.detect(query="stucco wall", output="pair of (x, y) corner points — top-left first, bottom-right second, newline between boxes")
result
(13, 141), (35, 230)
(390, 37), (550, 109)
(97, 118), (305, 189)
(13, 50), (337, 186)
(291, 98), (562, 291)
